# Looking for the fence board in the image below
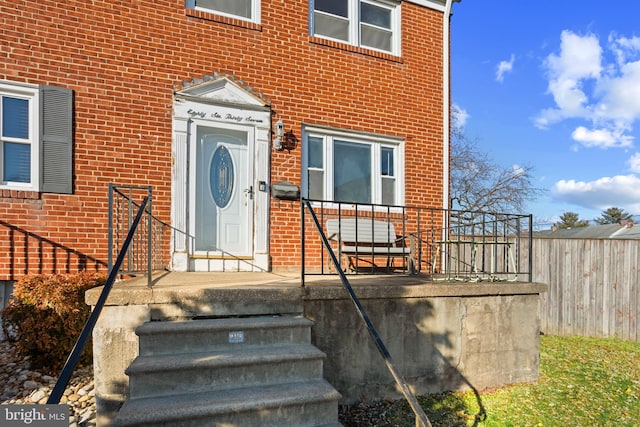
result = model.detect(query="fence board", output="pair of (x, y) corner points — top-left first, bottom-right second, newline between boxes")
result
(534, 238), (640, 342)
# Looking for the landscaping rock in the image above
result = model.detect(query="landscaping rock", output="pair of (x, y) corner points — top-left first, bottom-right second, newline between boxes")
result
(0, 340), (96, 427)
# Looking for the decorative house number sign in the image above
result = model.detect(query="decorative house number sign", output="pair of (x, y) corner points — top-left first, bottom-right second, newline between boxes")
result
(228, 331), (244, 344)
(187, 109), (264, 123)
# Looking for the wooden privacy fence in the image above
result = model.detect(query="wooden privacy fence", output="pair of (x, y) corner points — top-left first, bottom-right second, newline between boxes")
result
(532, 238), (640, 342)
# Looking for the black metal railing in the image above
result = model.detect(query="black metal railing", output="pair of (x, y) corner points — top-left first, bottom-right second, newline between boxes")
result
(303, 199), (432, 427)
(301, 199), (533, 283)
(108, 184), (169, 286)
(48, 196), (149, 404)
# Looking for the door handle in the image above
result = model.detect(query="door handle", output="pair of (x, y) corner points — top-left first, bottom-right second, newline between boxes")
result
(244, 186), (254, 200)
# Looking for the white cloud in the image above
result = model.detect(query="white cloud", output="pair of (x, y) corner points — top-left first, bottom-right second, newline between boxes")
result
(534, 107), (564, 129)
(511, 164), (525, 177)
(571, 126), (633, 148)
(536, 30), (640, 150)
(628, 153), (640, 173)
(540, 30), (602, 119)
(452, 104), (469, 128)
(496, 54), (515, 82)
(608, 34), (640, 67)
(595, 61), (640, 122)
(547, 31), (603, 80)
(552, 174), (640, 212)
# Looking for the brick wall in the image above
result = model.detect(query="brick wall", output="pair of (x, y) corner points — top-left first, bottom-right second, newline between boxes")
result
(0, 0), (444, 278)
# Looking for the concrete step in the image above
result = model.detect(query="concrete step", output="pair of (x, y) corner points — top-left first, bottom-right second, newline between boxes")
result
(116, 315), (343, 426)
(127, 344), (326, 398)
(136, 315), (313, 356)
(111, 380), (342, 427)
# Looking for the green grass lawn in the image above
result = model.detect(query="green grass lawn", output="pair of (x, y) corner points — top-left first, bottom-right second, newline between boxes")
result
(339, 335), (640, 426)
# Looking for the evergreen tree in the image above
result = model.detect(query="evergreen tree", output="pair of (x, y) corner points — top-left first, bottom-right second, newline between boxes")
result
(556, 212), (589, 229)
(594, 207), (633, 225)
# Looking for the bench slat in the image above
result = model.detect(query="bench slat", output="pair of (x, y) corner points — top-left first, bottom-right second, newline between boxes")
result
(326, 218), (398, 244)
(339, 245), (409, 255)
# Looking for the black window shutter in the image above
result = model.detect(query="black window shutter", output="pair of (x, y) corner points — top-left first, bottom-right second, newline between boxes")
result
(40, 85), (73, 194)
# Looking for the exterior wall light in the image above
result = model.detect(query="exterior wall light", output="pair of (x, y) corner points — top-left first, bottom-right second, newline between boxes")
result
(273, 119), (284, 151)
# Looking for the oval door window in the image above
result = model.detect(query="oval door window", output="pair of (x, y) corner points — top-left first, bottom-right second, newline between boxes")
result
(210, 145), (234, 208)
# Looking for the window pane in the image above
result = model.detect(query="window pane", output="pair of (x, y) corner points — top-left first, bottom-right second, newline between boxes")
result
(314, 12), (349, 41)
(361, 24), (392, 51)
(2, 96), (29, 139)
(195, 0), (252, 18)
(334, 140), (371, 204)
(3, 142), (30, 183)
(308, 136), (323, 168)
(315, 0), (348, 17)
(308, 170), (324, 200)
(361, 2), (391, 28)
(382, 177), (395, 205)
(381, 147), (394, 176)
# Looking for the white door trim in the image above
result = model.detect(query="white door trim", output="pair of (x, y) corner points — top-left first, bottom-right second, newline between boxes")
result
(171, 92), (271, 272)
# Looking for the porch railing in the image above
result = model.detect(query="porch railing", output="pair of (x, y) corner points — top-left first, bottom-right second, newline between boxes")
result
(303, 199), (433, 427)
(48, 196), (149, 404)
(108, 184), (169, 286)
(301, 199), (533, 283)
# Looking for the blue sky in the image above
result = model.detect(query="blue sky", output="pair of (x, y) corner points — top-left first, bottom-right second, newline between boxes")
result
(450, 0), (640, 227)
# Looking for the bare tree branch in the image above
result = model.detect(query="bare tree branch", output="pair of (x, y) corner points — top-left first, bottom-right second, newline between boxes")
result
(450, 114), (545, 214)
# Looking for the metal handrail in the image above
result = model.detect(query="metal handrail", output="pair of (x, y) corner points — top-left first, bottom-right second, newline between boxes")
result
(108, 184), (165, 287)
(302, 199), (432, 427)
(47, 196), (149, 404)
(301, 198), (533, 282)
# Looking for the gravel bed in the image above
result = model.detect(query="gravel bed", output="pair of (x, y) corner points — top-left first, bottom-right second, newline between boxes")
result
(0, 340), (97, 427)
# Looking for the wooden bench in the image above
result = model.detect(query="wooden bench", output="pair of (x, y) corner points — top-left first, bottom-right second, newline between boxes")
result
(326, 218), (412, 272)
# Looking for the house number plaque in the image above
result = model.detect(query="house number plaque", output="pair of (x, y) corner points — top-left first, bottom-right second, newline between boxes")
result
(228, 331), (244, 344)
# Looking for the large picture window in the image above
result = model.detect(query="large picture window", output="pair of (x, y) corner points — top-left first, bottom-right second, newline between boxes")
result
(186, 0), (260, 23)
(0, 81), (73, 193)
(311, 0), (400, 55)
(304, 126), (403, 205)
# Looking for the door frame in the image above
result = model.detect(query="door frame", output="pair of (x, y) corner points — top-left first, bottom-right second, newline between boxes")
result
(171, 77), (271, 272)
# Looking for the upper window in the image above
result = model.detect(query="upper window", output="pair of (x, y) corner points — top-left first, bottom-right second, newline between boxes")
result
(311, 0), (400, 55)
(0, 81), (73, 194)
(303, 126), (403, 206)
(186, 0), (260, 23)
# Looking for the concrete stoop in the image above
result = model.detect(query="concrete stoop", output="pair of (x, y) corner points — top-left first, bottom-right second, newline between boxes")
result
(111, 315), (342, 427)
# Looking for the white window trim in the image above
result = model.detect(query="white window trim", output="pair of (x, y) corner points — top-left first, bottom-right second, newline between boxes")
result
(190, 0), (261, 24)
(0, 81), (40, 191)
(302, 125), (405, 207)
(311, 0), (401, 55)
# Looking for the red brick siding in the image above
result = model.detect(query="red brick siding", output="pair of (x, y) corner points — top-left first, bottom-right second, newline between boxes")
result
(0, 0), (444, 278)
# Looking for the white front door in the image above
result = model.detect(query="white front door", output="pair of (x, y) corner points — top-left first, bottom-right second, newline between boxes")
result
(172, 76), (271, 272)
(194, 126), (253, 256)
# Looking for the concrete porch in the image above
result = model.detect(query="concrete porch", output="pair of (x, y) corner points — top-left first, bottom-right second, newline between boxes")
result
(87, 272), (546, 426)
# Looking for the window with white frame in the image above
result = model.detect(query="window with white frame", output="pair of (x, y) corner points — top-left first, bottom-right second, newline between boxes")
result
(304, 126), (403, 205)
(186, 0), (260, 23)
(0, 81), (73, 193)
(1, 84), (37, 187)
(311, 0), (400, 55)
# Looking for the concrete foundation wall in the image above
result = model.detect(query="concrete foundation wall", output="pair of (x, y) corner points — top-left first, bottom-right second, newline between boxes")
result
(87, 276), (545, 424)
(304, 290), (541, 402)
(92, 305), (150, 427)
